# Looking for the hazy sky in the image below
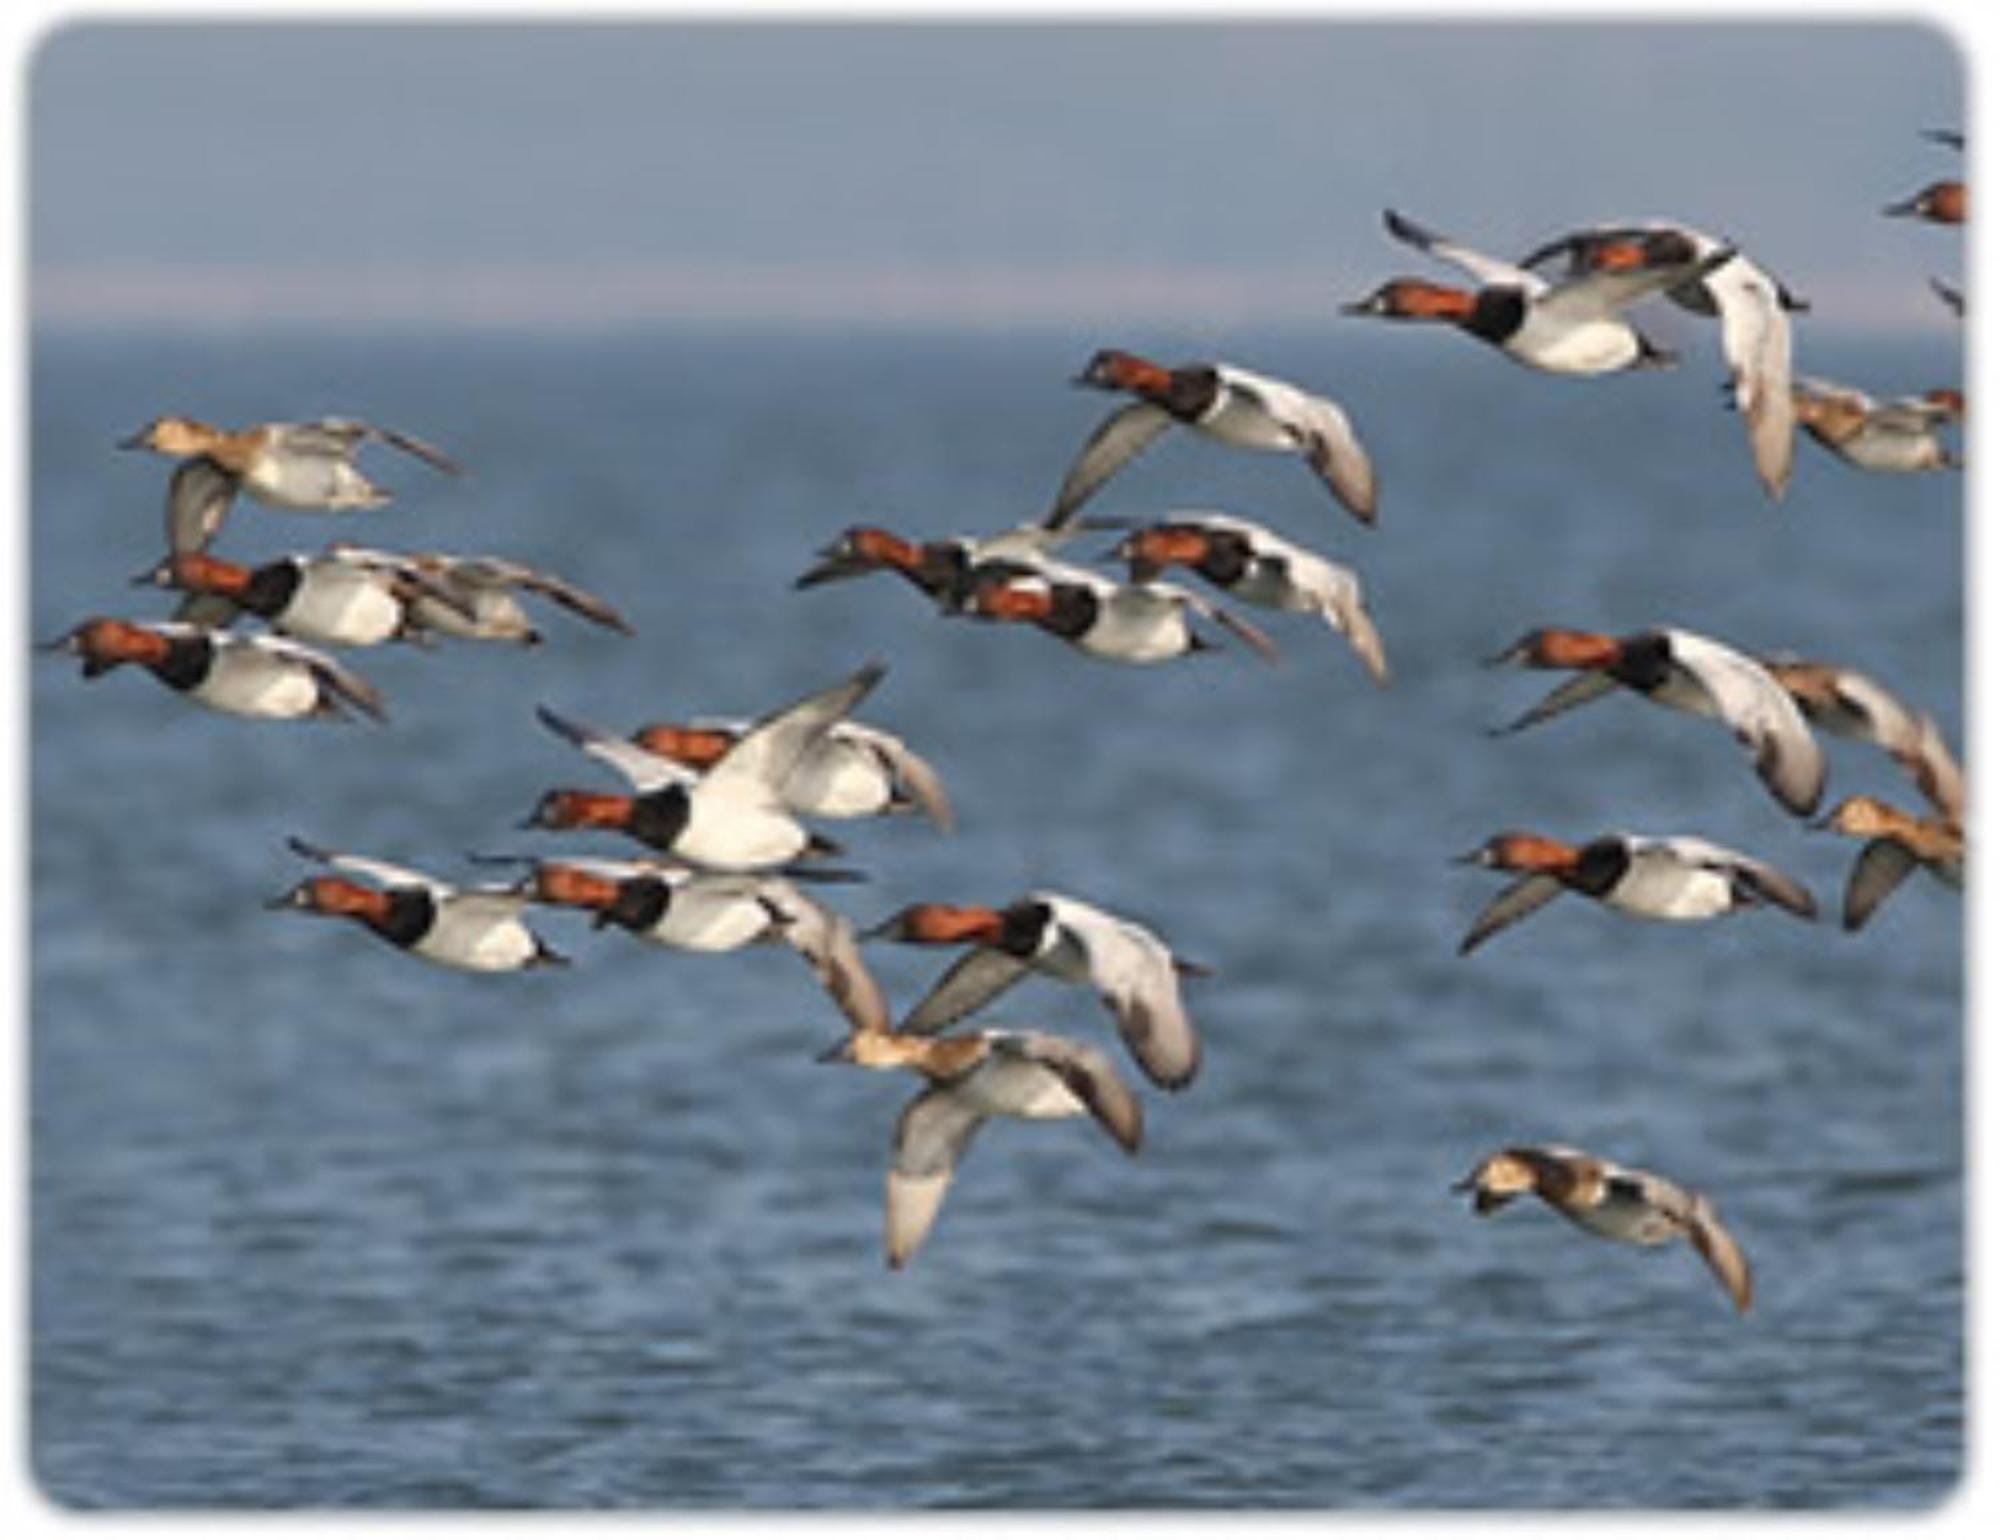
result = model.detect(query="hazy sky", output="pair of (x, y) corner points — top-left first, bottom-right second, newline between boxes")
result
(26, 16), (1968, 330)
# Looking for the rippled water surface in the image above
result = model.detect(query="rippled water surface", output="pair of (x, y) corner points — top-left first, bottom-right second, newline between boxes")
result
(30, 326), (1963, 1507)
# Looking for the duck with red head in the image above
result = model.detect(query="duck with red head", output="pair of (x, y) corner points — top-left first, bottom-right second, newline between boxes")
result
(1111, 512), (1388, 684)
(1344, 208), (1724, 376)
(1455, 828), (1817, 954)
(1054, 348), (1377, 528)
(961, 561), (1278, 667)
(270, 837), (565, 972)
(135, 546), (458, 647)
(526, 664), (881, 872)
(867, 890), (1206, 1092)
(45, 615), (384, 722)
(1488, 622), (1825, 817)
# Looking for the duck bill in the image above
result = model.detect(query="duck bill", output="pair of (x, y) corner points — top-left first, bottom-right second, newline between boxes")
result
(815, 1037), (858, 1064)
(793, 550), (875, 589)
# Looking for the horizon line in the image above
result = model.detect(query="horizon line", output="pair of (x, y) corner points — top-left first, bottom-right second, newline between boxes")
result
(29, 258), (1964, 339)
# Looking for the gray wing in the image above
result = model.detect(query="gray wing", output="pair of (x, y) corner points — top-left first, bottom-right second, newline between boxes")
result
(1687, 1194), (1755, 1314)
(1215, 365), (1378, 525)
(886, 1087), (988, 1268)
(1047, 400), (1175, 529)
(1458, 873), (1566, 955)
(1651, 836), (1818, 920)
(1842, 838), (1919, 931)
(763, 888), (893, 1038)
(1047, 898), (1202, 1091)
(1706, 256), (1797, 499)
(1384, 208), (1545, 292)
(172, 592), (245, 628)
(535, 703), (693, 792)
(300, 417), (463, 475)
(844, 724), (955, 832)
(252, 634), (387, 722)
(1893, 715), (1965, 825)
(1155, 582), (1282, 665)
(465, 556), (632, 634)
(286, 836), (445, 896)
(897, 947), (1036, 1036)
(1001, 1030), (1145, 1154)
(164, 456), (240, 555)
(1667, 630), (1827, 815)
(365, 423), (464, 476)
(1323, 580), (1390, 686)
(705, 661), (887, 798)
(1493, 670), (1620, 735)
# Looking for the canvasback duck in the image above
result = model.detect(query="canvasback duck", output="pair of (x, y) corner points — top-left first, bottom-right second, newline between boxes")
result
(821, 1017), (1143, 1269)
(524, 662), (884, 871)
(631, 715), (953, 831)
(1342, 209), (1729, 375)
(1454, 830), (1817, 954)
(1885, 180), (1965, 224)
(1790, 377), (1962, 473)
(270, 837), (567, 972)
(133, 548), (469, 647)
(1051, 350), (1378, 528)
(1815, 794), (1964, 930)
(44, 616), (384, 722)
(960, 560), (1280, 666)
(865, 891), (1208, 1091)
(120, 413), (460, 513)
(511, 855), (792, 952)
(1489, 625), (1827, 816)
(515, 857), (888, 1022)
(1518, 219), (1802, 497)
(1454, 1144), (1753, 1314)
(325, 544), (632, 644)
(1111, 511), (1388, 685)
(794, 504), (1121, 610)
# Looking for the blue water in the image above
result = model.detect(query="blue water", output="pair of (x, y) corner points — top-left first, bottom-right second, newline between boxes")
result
(29, 323), (1962, 1507)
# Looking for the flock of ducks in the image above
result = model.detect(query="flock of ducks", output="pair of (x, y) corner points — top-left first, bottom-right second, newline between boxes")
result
(45, 138), (1963, 1303)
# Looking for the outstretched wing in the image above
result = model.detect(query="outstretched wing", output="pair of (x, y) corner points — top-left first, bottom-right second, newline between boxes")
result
(163, 455), (241, 556)
(1667, 630), (1826, 816)
(999, 1030), (1145, 1154)
(301, 417), (463, 476)
(706, 661), (888, 798)
(1384, 208), (1546, 293)
(841, 723), (956, 833)
(286, 834), (446, 896)
(1842, 838), (1919, 931)
(458, 556), (632, 634)
(1458, 873), (1566, 955)
(898, 947), (1036, 1036)
(762, 887), (893, 1039)
(1492, 670), (1621, 735)
(1046, 400), (1175, 529)
(1155, 582), (1281, 665)
(1687, 1194), (1755, 1314)
(1046, 896), (1203, 1092)
(886, 1087), (988, 1268)
(536, 703), (695, 793)
(251, 634), (387, 723)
